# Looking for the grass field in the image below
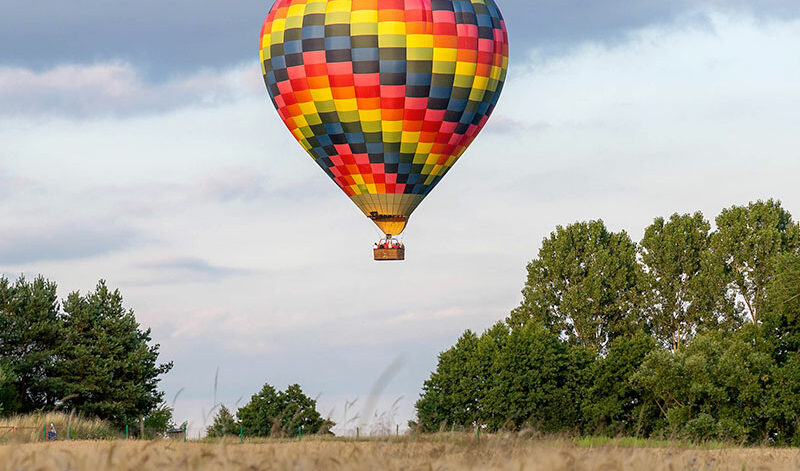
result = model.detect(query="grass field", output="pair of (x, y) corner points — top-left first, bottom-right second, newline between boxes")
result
(0, 412), (118, 442)
(1, 434), (799, 470)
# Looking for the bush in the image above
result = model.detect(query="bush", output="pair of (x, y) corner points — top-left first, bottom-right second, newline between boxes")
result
(206, 405), (239, 438)
(683, 413), (716, 442)
(142, 403), (176, 439)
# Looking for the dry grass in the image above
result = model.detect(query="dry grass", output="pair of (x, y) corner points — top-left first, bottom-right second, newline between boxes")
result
(0, 412), (117, 442)
(1, 434), (799, 470)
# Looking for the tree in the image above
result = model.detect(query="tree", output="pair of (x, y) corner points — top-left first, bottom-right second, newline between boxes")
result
(238, 383), (331, 437)
(632, 329), (773, 442)
(279, 384), (332, 435)
(484, 321), (589, 432)
(739, 254), (800, 445)
(238, 384), (282, 437)
(415, 324), (508, 432)
(508, 220), (640, 351)
(761, 350), (800, 445)
(762, 253), (800, 361)
(206, 405), (240, 437)
(639, 212), (714, 350)
(415, 330), (481, 432)
(584, 331), (658, 436)
(0, 276), (62, 413)
(54, 281), (172, 425)
(0, 361), (16, 416)
(709, 199), (800, 324)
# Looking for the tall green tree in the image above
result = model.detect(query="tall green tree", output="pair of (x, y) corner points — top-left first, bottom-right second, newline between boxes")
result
(206, 405), (240, 437)
(762, 253), (800, 361)
(279, 384), (332, 435)
(238, 383), (331, 437)
(238, 384), (282, 437)
(414, 324), (506, 432)
(508, 220), (640, 351)
(415, 329), (481, 432)
(758, 253), (800, 444)
(0, 276), (62, 412)
(710, 199), (800, 324)
(485, 321), (589, 432)
(584, 331), (658, 436)
(55, 281), (172, 425)
(639, 212), (714, 350)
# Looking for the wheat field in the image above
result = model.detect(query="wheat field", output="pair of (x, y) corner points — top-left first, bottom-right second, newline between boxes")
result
(1, 435), (799, 470)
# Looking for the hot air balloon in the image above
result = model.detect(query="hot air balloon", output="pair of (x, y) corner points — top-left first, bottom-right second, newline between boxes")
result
(260, 0), (509, 260)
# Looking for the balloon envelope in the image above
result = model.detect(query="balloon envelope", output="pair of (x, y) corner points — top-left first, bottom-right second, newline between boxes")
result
(260, 0), (509, 235)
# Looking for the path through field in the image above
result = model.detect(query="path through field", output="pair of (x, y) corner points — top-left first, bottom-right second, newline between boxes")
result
(1, 437), (798, 470)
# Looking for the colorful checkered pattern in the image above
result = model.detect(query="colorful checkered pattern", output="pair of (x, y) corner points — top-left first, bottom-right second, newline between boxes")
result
(260, 0), (508, 233)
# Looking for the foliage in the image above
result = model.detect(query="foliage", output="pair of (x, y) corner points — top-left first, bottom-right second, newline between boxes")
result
(206, 405), (240, 437)
(238, 383), (332, 437)
(0, 362), (16, 416)
(415, 329), (487, 432)
(631, 328), (772, 442)
(508, 220), (640, 352)
(238, 384), (281, 437)
(417, 199), (800, 445)
(709, 199), (800, 324)
(143, 403), (177, 438)
(415, 321), (592, 433)
(638, 213), (716, 350)
(486, 321), (589, 432)
(0, 276), (62, 412)
(0, 277), (171, 426)
(53, 281), (172, 426)
(584, 331), (658, 436)
(762, 253), (800, 361)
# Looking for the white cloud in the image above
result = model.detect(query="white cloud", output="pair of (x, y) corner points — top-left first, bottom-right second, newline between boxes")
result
(0, 223), (140, 264)
(0, 62), (264, 117)
(0, 12), (799, 433)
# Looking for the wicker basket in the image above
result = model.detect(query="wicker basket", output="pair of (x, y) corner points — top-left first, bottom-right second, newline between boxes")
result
(373, 247), (405, 261)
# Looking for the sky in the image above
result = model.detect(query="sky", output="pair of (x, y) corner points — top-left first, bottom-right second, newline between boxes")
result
(1, 0), (800, 436)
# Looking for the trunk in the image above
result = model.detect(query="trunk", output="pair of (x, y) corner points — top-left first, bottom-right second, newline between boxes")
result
(741, 287), (758, 324)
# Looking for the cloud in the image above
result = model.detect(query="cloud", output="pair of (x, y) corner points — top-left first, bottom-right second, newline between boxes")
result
(0, 171), (29, 198)
(483, 116), (552, 135)
(0, 0), (268, 78)
(3, 1), (798, 118)
(0, 225), (139, 265)
(2, 0), (799, 80)
(0, 62), (263, 118)
(196, 168), (272, 203)
(506, 1), (784, 51)
(136, 257), (252, 284)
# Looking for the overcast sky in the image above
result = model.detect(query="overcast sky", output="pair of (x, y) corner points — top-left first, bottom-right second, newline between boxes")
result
(1, 1), (799, 436)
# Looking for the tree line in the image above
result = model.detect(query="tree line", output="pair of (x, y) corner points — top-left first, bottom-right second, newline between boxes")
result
(206, 383), (332, 438)
(413, 199), (800, 444)
(0, 278), (172, 431)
